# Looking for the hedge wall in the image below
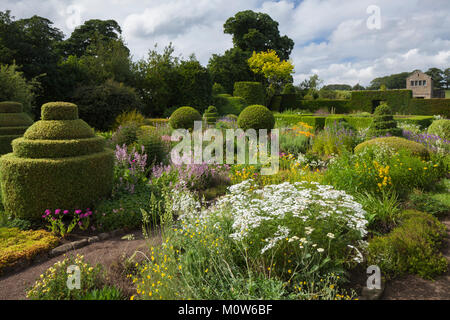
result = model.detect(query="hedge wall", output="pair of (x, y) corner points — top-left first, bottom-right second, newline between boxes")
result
(233, 82), (265, 106)
(0, 101), (33, 155)
(408, 99), (450, 118)
(213, 94), (247, 115)
(275, 114), (435, 130)
(349, 90), (412, 113)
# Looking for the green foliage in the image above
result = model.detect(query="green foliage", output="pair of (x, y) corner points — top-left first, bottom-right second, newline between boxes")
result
(368, 72), (411, 90)
(408, 190), (450, 217)
(111, 123), (140, 147)
(354, 191), (401, 233)
(427, 119), (450, 140)
(279, 132), (309, 155)
(0, 101), (33, 155)
(233, 81), (265, 106)
(368, 104), (402, 137)
(135, 130), (167, 166)
(41, 102), (78, 120)
(237, 104), (274, 130)
(72, 79), (142, 131)
(0, 227), (59, 273)
(355, 137), (429, 159)
(203, 105), (218, 125)
(325, 148), (445, 198)
(224, 10), (294, 60)
(26, 254), (105, 300)
(349, 90), (412, 113)
(0, 64), (38, 115)
(0, 102), (114, 221)
(169, 106), (202, 130)
(113, 109), (145, 130)
(80, 286), (124, 300)
(298, 99), (349, 113)
(207, 48), (255, 95)
(212, 82), (226, 95)
(367, 210), (448, 279)
(311, 122), (359, 157)
(213, 94), (247, 116)
(407, 99), (450, 118)
(275, 115), (325, 129)
(94, 186), (153, 232)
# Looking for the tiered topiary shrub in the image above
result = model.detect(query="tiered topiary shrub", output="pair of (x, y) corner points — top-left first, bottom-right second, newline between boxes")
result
(368, 103), (402, 137)
(203, 106), (218, 125)
(0, 102), (114, 221)
(169, 106), (202, 130)
(237, 105), (275, 131)
(233, 82), (265, 106)
(0, 101), (33, 155)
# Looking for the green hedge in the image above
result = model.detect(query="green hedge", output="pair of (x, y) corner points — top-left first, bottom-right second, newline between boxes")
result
(408, 99), (450, 118)
(237, 105), (275, 130)
(0, 102), (114, 221)
(213, 94), (247, 116)
(0, 101), (23, 113)
(169, 106), (202, 130)
(349, 90), (412, 113)
(395, 116), (434, 129)
(268, 95), (282, 111)
(12, 137), (106, 159)
(233, 82), (265, 106)
(41, 102), (79, 120)
(355, 136), (429, 159)
(0, 151), (114, 220)
(274, 114), (326, 129)
(24, 120), (95, 140)
(0, 102), (33, 155)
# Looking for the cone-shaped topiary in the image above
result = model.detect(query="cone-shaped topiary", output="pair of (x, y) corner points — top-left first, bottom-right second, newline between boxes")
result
(368, 103), (402, 137)
(0, 102), (114, 221)
(203, 106), (218, 125)
(0, 101), (33, 155)
(169, 106), (202, 130)
(237, 105), (275, 131)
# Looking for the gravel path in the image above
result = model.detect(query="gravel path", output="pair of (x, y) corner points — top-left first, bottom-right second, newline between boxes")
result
(0, 230), (159, 300)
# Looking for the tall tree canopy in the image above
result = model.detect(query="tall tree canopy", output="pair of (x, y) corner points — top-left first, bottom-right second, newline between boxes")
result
(224, 10), (294, 60)
(62, 19), (123, 57)
(368, 72), (410, 90)
(425, 67), (445, 90)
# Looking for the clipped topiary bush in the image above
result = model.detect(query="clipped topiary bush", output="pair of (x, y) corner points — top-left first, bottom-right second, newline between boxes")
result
(368, 103), (402, 137)
(0, 101), (33, 155)
(355, 136), (429, 159)
(169, 106), (202, 130)
(0, 102), (114, 221)
(233, 82), (265, 106)
(213, 94), (247, 116)
(111, 123), (140, 147)
(427, 119), (450, 140)
(237, 105), (275, 131)
(203, 106), (218, 125)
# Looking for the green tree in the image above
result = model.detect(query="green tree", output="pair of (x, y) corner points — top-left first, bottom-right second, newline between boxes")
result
(132, 44), (181, 116)
(62, 19), (123, 57)
(444, 68), (450, 89)
(352, 83), (365, 90)
(224, 10), (294, 60)
(177, 55), (212, 113)
(0, 63), (40, 115)
(247, 49), (294, 95)
(368, 72), (410, 90)
(425, 68), (445, 90)
(207, 47), (255, 94)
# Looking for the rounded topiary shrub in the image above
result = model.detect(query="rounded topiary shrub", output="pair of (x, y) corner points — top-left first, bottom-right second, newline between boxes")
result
(169, 106), (202, 130)
(0, 102), (114, 221)
(368, 103), (402, 137)
(203, 106), (218, 125)
(233, 82), (265, 106)
(0, 101), (33, 155)
(355, 136), (429, 159)
(427, 119), (450, 140)
(237, 105), (275, 131)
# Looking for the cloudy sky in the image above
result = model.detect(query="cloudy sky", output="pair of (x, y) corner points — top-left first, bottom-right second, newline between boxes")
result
(2, 0), (449, 86)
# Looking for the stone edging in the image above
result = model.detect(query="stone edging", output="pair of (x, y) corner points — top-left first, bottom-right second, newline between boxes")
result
(0, 228), (127, 277)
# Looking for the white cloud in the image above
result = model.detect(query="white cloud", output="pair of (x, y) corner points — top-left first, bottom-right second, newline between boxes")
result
(1, 0), (449, 86)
